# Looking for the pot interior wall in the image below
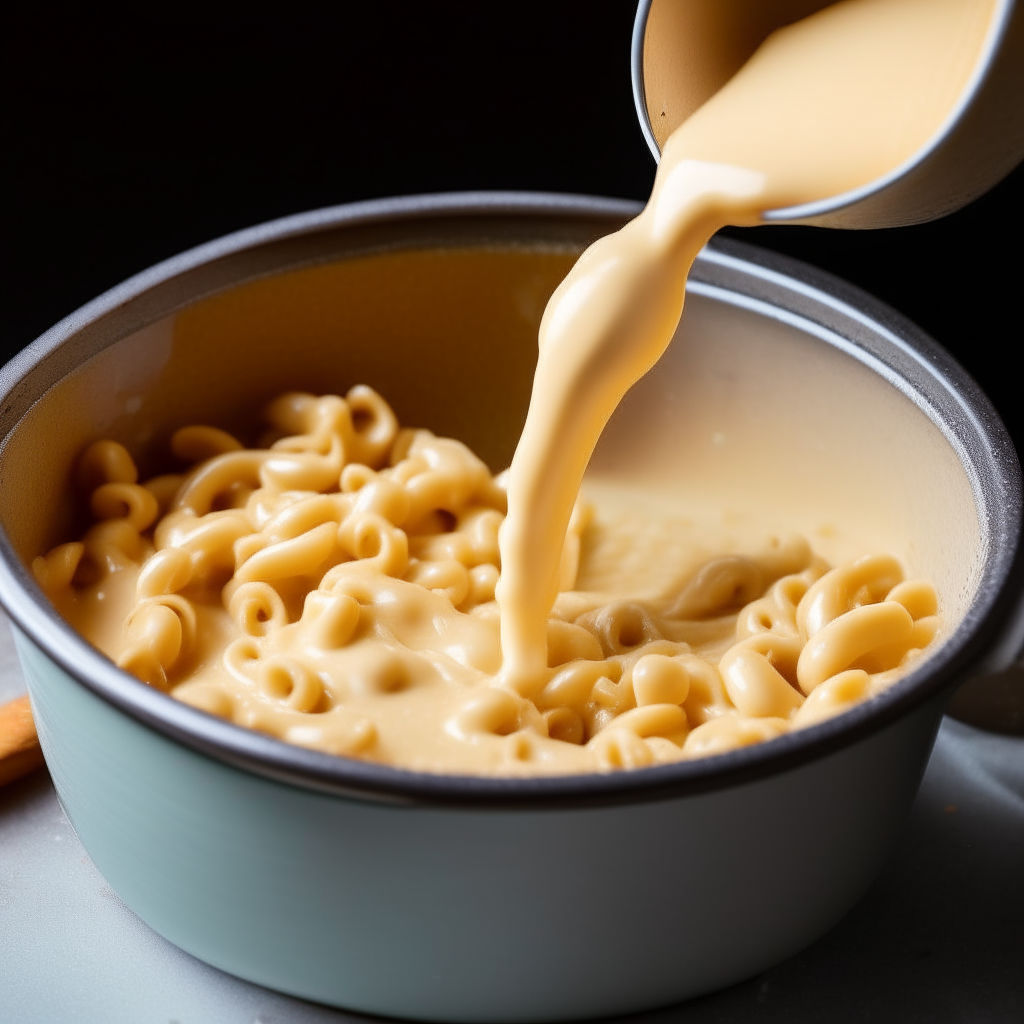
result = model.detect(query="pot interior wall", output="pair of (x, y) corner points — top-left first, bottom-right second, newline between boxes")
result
(0, 241), (982, 634)
(590, 293), (982, 627)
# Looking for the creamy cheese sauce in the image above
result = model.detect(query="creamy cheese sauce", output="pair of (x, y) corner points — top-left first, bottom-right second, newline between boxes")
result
(497, 0), (994, 690)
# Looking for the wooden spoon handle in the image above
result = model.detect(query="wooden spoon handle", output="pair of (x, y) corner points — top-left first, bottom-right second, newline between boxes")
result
(0, 695), (45, 787)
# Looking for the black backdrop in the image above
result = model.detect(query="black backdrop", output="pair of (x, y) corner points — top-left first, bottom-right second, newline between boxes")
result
(8, 2), (1022, 453)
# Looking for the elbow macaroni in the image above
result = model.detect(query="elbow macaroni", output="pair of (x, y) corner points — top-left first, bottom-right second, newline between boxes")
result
(35, 388), (941, 776)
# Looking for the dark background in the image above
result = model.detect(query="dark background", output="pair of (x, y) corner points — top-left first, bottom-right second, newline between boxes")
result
(7, 2), (1022, 453)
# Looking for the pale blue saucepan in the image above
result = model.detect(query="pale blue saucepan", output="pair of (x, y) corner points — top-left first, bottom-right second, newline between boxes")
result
(0, 194), (1020, 1021)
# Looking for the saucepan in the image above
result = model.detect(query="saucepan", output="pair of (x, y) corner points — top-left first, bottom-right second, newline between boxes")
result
(0, 193), (1020, 1021)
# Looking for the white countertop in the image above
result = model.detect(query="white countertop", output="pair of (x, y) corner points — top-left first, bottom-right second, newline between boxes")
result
(1, 611), (1021, 1024)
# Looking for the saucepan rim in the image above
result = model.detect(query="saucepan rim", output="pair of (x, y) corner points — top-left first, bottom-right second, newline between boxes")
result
(0, 191), (1019, 808)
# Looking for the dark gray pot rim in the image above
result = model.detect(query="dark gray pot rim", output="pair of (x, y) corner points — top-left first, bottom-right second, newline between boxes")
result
(0, 191), (1020, 809)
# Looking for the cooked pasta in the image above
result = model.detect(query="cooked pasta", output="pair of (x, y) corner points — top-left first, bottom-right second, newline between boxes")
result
(34, 387), (940, 776)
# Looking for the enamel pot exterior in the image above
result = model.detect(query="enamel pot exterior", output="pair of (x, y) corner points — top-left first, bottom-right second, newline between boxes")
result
(19, 627), (944, 1021)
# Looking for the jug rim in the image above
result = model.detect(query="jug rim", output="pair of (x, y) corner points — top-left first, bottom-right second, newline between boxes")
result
(630, 0), (1018, 224)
